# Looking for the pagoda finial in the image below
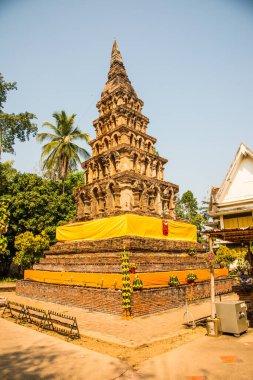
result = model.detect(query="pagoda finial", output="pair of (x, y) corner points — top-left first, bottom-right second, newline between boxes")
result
(101, 40), (137, 98)
(110, 39), (123, 66)
(112, 39), (118, 50)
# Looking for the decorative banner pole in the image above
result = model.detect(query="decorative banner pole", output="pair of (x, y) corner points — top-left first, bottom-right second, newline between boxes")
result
(209, 236), (216, 319)
(121, 246), (132, 318)
(206, 235), (220, 336)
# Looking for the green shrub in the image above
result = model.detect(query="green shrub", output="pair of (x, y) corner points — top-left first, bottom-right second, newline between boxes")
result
(186, 272), (198, 282)
(169, 275), (180, 287)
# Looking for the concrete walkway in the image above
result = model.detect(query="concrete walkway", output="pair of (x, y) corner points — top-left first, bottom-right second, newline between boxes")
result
(1, 313), (253, 379)
(137, 329), (253, 380)
(0, 291), (238, 347)
(1, 290), (253, 379)
(0, 318), (135, 380)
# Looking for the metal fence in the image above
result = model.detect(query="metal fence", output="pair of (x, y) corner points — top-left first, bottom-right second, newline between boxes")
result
(1, 301), (80, 339)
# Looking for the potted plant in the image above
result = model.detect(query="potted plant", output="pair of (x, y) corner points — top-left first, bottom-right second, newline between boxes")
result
(129, 262), (137, 274)
(188, 248), (196, 256)
(237, 258), (251, 278)
(169, 275), (180, 287)
(132, 275), (143, 290)
(186, 272), (198, 284)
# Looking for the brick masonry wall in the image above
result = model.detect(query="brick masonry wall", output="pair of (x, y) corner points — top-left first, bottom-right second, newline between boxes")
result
(16, 278), (234, 317)
(33, 235), (207, 273)
(46, 236), (205, 255)
(16, 280), (122, 315)
(33, 253), (209, 273)
(132, 279), (234, 316)
(233, 284), (253, 327)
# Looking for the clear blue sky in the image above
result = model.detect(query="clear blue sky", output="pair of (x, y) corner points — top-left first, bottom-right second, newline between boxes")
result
(1, 0), (253, 203)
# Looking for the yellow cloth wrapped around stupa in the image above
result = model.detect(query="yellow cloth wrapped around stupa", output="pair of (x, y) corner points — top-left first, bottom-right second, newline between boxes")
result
(24, 268), (228, 288)
(56, 214), (197, 242)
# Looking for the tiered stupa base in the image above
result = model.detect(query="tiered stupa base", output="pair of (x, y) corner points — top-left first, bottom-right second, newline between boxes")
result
(16, 215), (234, 316)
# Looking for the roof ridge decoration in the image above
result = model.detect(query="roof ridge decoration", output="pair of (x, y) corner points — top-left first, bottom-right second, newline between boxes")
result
(215, 143), (253, 204)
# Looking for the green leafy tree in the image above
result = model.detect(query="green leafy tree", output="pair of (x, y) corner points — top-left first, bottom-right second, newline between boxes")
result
(13, 231), (49, 272)
(176, 190), (198, 220)
(198, 192), (211, 224)
(176, 190), (206, 239)
(59, 170), (84, 189)
(0, 198), (10, 254)
(215, 245), (238, 267)
(0, 162), (83, 275)
(0, 161), (17, 195)
(0, 197), (10, 276)
(37, 111), (90, 187)
(7, 172), (78, 239)
(210, 245), (250, 274)
(0, 73), (37, 161)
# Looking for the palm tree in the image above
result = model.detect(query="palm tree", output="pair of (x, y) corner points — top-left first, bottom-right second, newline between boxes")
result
(37, 111), (90, 188)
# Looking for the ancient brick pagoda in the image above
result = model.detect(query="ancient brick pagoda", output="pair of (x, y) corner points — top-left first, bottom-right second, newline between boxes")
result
(16, 41), (233, 316)
(75, 40), (177, 221)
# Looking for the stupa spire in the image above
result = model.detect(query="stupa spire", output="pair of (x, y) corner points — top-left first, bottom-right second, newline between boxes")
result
(102, 40), (136, 98)
(107, 40), (129, 81)
(110, 39), (123, 65)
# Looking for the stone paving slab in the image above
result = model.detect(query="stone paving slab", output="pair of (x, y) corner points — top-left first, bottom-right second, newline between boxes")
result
(0, 291), (238, 347)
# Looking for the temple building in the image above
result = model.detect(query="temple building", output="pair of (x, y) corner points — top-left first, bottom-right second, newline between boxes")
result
(209, 143), (253, 230)
(16, 41), (233, 317)
(75, 40), (178, 221)
(206, 143), (253, 263)
(206, 143), (253, 325)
